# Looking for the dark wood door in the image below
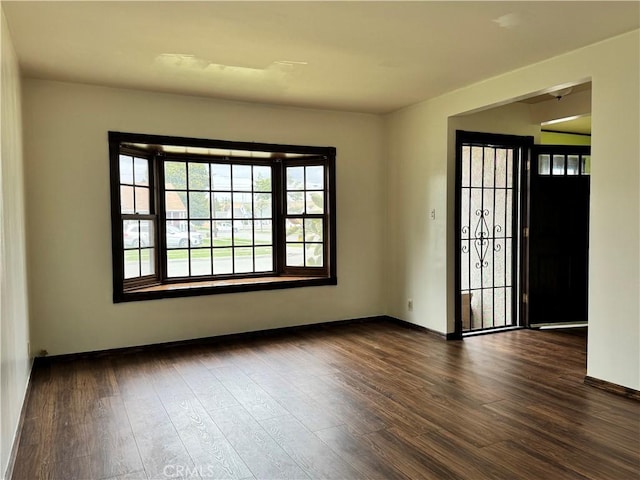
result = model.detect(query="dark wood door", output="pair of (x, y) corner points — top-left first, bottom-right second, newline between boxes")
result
(529, 146), (590, 326)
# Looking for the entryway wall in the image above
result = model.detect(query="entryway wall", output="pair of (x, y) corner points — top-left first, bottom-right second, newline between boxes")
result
(385, 28), (639, 391)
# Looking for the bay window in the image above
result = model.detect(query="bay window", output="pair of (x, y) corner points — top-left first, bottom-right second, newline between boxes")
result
(109, 132), (336, 302)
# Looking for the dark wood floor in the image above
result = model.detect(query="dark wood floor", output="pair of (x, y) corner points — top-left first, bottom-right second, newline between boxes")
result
(11, 320), (639, 480)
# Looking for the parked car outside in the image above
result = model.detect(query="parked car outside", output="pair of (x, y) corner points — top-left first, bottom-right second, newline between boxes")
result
(123, 223), (150, 247)
(124, 224), (203, 248)
(166, 225), (202, 247)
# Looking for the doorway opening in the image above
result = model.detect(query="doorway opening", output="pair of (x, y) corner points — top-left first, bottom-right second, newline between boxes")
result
(453, 82), (592, 338)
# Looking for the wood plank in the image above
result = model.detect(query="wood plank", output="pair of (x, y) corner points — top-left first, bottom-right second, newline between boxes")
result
(207, 406), (309, 479)
(210, 366), (289, 421)
(161, 395), (253, 479)
(124, 395), (195, 480)
(360, 428), (461, 479)
(479, 440), (592, 480)
(259, 415), (361, 479)
(170, 352), (240, 412)
(248, 372), (344, 432)
(315, 424), (409, 480)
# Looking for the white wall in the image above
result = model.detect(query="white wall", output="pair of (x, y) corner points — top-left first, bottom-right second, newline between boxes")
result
(22, 79), (386, 355)
(386, 30), (640, 390)
(540, 131), (591, 146)
(0, 9), (31, 479)
(449, 102), (541, 142)
(384, 102), (540, 332)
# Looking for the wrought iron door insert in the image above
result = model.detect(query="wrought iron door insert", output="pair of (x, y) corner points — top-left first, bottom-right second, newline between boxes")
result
(456, 132), (529, 335)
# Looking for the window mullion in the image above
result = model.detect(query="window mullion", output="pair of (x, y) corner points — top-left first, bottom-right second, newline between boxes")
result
(155, 153), (168, 282)
(273, 160), (285, 274)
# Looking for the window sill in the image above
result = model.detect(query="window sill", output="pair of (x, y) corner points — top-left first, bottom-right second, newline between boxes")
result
(116, 275), (336, 303)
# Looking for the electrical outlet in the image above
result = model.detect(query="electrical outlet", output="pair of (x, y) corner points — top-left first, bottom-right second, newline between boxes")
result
(407, 298), (413, 311)
(430, 209), (436, 220)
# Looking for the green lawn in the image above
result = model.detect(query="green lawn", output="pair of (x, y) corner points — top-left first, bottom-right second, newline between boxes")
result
(125, 238), (271, 261)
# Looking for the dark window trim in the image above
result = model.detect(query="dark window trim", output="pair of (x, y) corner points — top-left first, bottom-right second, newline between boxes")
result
(109, 131), (337, 303)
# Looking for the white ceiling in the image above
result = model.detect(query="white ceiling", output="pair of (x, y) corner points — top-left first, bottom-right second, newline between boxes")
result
(3, 1), (639, 114)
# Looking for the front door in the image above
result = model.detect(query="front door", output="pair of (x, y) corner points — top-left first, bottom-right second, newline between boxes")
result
(528, 146), (591, 326)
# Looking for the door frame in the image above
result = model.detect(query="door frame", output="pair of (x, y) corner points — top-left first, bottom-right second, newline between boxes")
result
(527, 144), (591, 328)
(454, 131), (534, 338)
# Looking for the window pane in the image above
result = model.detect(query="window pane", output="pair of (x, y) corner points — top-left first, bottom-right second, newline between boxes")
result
(287, 167), (304, 190)
(189, 192), (210, 219)
(188, 162), (209, 190)
(213, 192), (232, 218)
(166, 223), (191, 249)
(306, 166), (324, 190)
(255, 246), (273, 272)
(213, 248), (233, 274)
(538, 154), (551, 175)
(141, 248), (155, 276)
(165, 161), (187, 189)
(233, 192), (252, 218)
(191, 249), (212, 276)
(581, 156), (591, 175)
(306, 192), (324, 214)
(234, 247), (254, 273)
(234, 221), (252, 246)
(212, 221), (233, 245)
(167, 249), (188, 277)
(306, 243), (323, 267)
(134, 157), (149, 186)
(171, 220), (188, 232)
(124, 220), (153, 248)
(254, 220), (272, 246)
(123, 219), (139, 248)
(211, 164), (231, 190)
(193, 221), (210, 247)
(232, 165), (251, 191)
(134, 186), (150, 214)
(124, 250), (140, 279)
(552, 155), (565, 175)
(166, 191), (187, 219)
(121, 186), (134, 213)
(253, 193), (272, 219)
(287, 192), (304, 214)
(253, 166), (271, 191)
(234, 219), (248, 234)
(567, 155), (579, 175)
(286, 218), (303, 241)
(119, 155), (133, 184)
(305, 219), (323, 242)
(139, 220), (154, 247)
(286, 243), (304, 266)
